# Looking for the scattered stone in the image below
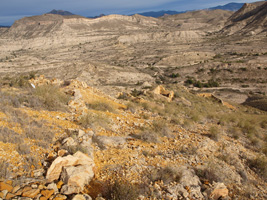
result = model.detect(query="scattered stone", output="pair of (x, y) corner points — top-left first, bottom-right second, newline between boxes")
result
(92, 135), (126, 149)
(167, 166), (203, 199)
(6, 180), (12, 185)
(0, 190), (7, 199)
(78, 129), (86, 138)
(60, 165), (94, 195)
(53, 194), (67, 200)
(31, 184), (38, 189)
(5, 193), (16, 200)
(142, 81), (152, 89)
(0, 182), (13, 192)
(208, 182), (229, 200)
(58, 149), (68, 157)
(21, 188), (40, 198)
(41, 189), (54, 199)
(12, 185), (21, 193)
(95, 197), (105, 200)
(62, 137), (77, 147)
(46, 151), (94, 182)
(57, 181), (64, 189)
(47, 183), (58, 194)
(33, 169), (45, 178)
(47, 151), (57, 161)
(72, 194), (92, 200)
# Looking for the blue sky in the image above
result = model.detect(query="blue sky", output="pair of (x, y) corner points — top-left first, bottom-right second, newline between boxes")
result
(0, 0), (258, 25)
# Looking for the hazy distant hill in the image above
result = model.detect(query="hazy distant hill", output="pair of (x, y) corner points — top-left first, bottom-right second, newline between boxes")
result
(135, 10), (184, 18)
(209, 3), (244, 11)
(87, 14), (106, 19)
(47, 9), (74, 16)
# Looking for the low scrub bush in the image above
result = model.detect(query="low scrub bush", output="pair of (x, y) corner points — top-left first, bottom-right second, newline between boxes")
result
(135, 120), (172, 143)
(62, 144), (89, 155)
(149, 166), (181, 184)
(247, 156), (267, 181)
(185, 78), (219, 88)
(208, 126), (220, 141)
(131, 89), (144, 97)
(24, 120), (54, 142)
(0, 74), (33, 88)
(79, 112), (110, 129)
(16, 143), (31, 155)
(103, 178), (141, 200)
(0, 127), (23, 144)
(0, 160), (10, 179)
(86, 101), (116, 113)
(33, 85), (70, 111)
(194, 166), (221, 183)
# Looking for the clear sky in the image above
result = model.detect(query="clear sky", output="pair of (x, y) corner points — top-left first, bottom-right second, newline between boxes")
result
(0, 0), (259, 26)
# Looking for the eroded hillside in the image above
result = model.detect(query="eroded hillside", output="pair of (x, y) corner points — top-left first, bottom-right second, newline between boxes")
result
(0, 1), (267, 199)
(0, 3), (266, 107)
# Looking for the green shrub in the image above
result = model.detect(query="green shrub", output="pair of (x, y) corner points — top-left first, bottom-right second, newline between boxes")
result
(169, 73), (180, 78)
(131, 89), (144, 97)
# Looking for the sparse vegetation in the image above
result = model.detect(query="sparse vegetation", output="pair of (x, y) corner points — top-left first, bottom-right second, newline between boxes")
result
(0, 160), (10, 179)
(78, 112), (110, 129)
(16, 143), (31, 155)
(103, 178), (141, 200)
(86, 101), (116, 113)
(247, 156), (267, 181)
(208, 126), (220, 141)
(149, 166), (181, 184)
(194, 164), (221, 183)
(63, 144), (89, 155)
(184, 78), (219, 88)
(33, 84), (70, 111)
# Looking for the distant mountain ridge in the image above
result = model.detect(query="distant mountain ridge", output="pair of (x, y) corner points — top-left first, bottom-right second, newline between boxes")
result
(209, 2), (244, 11)
(134, 2), (244, 18)
(43, 3), (244, 19)
(47, 9), (74, 16)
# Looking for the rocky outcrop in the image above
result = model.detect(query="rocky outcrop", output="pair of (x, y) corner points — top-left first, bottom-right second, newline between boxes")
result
(61, 165), (94, 194)
(153, 85), (174, 102)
